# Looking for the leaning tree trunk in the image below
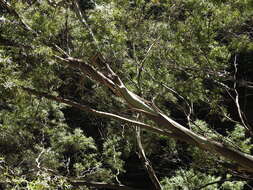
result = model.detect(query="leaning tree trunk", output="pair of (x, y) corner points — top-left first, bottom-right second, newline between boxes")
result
(24, 54), (253, 173)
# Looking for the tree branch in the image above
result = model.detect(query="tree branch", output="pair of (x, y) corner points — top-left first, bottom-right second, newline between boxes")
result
(232, 55), (251, 132)
(72, 0), (99, 50)
(70, 180), (141, 190)
(21, 87), (171, 137)
(136, 124), (162, 190)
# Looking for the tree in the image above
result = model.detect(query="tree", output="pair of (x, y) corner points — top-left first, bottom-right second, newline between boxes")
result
(1, 0), (253, 189)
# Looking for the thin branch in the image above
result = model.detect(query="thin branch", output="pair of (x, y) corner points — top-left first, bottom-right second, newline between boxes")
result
(35, 148), (46, 169)
(233, 55), (251, 132)
(73, 0), (99, 50)
(54, 55), (159, 115)
(54, 55), (116, 90)
(135, 61), (193, 120)
(69, 180), (141, 190)
(0, 0), (72, 59)
(21, 87), (171, 137)
(135, 122), (162, 190)
(137, 36), (161, 90)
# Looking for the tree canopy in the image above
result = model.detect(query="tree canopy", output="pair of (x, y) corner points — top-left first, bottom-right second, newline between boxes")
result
(1, 0), (253, 189)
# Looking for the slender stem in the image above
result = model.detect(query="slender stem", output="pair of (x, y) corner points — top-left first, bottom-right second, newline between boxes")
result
(135, 124), (162, 190)
(21, 87), (170, 137)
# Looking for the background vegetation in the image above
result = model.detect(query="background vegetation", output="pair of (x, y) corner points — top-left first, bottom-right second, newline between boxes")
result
(0, 0), (253, 189)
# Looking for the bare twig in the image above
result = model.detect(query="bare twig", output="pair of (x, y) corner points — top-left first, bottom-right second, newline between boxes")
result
(35, 148), (46, 169)
(137, 36), (161, 90)
(135, 119), (162, 190)
(140, 66), (193, 121)
(73, 0), (99, 50)
(232, 55), (250, 132)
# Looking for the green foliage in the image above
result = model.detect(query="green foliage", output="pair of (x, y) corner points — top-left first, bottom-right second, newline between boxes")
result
(161, 169), (246, 190)
(228, 124), (253, 154)
(221, 179), (245, 190)
(161, 169), (220, 190)
(103, 135), (125, 177)
(190, 120), (219, 140)
(1, 0), (253, 188)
